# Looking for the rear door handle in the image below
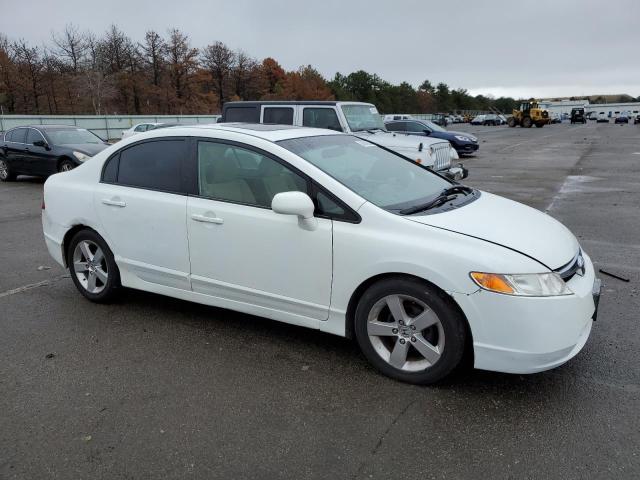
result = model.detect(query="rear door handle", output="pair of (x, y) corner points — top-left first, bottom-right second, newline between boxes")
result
(101, 198), (126, 207)
(191, 213), (224, 224)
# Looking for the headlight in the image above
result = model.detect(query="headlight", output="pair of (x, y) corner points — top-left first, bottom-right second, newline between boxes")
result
(73, 151), (91, 162)
(454, 135), (472, 142)
(470, 272), (572, 297)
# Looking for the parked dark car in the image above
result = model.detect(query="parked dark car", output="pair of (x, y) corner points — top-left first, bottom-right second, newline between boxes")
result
(614, 116), (629, 124)
(385, 118), (479, 155)
(634, 115), (640, 125)
(0, 125), (109, 181)
(570, 108), (586, 124)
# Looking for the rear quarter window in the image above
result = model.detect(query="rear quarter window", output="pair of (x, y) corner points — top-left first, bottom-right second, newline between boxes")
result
(225, 107), (260, 123)
(114, 139), (185, 193)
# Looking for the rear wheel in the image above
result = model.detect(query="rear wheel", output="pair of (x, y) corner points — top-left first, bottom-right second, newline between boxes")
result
(507, 117), (517, 128)
(67, 230), (120, 303)
(0, 159), (17, 182)
(58, 158), (76, 173)
(522, 116), (533, 128)
(354, 277), (467, 384)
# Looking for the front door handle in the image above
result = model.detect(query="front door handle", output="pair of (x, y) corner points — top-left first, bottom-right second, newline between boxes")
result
(102, 198), (126, 207)
(191, 213), (224, 224)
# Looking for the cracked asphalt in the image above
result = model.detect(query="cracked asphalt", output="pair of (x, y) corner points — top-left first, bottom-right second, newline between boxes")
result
(1, 121), (639, 479)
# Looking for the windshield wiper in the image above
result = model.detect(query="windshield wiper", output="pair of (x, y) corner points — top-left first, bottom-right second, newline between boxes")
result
(399, 185), (474, 215)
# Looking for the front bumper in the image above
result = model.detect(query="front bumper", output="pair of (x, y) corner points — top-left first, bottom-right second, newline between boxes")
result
(442, 164), (469, 181)
(454, 143), (479, 154)
(451, 253), (599, 374)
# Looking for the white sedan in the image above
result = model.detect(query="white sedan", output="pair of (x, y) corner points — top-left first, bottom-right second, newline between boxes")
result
(42, 124), (601, 384)
(120, 122), (164, 139)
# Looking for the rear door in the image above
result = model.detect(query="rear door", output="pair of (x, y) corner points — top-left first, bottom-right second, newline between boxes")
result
(4, 128), (28, 172)
(94, 138), (191, 290)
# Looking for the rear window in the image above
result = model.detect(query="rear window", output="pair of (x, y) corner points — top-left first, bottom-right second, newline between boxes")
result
(6, 128), (27, 143)
(263, 107), (294, 125)
(225, 107), (260, 123)
(302, 108), (342, 131)
(115, 139), (185, 193)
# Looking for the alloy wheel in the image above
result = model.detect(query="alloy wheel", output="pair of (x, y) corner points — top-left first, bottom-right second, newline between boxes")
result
(60, 162), (74, 172)
(367, 294), (445, 372)
(72, 240), (109, 294)
(0, 160), (8, 180)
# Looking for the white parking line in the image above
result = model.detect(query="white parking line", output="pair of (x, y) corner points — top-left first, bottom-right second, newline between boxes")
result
(0, 275), (68, 299)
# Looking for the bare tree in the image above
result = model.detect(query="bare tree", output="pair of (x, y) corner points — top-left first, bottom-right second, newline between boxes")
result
(232, 50), (259, 100)
(52, 24), (87, 73)
(140, 31), (167, 87)
(166, 29), (198, 111)
(13, 40), (43, 113)
(201, 41), (235, 110)
(0, 33), (18, 112)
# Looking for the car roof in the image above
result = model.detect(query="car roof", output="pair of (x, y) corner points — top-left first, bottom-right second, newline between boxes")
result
(12, 124), (85, 130)
(162, 123), (344, 142)
(223, 100), (374, 107)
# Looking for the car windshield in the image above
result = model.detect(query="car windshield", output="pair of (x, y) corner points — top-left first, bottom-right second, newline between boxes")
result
(278, 135), (450, 212)
(46, 128), (103, 145)
(340, 104), (386, 132)
(422, 120), (446, 132)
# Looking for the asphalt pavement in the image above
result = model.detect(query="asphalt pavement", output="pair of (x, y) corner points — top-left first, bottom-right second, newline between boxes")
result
(1, 121), (639, 479)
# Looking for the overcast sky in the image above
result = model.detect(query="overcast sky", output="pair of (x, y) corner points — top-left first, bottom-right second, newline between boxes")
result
(2, 0), (639, 98)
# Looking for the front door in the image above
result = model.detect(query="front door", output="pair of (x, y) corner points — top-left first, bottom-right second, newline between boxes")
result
(186, 140), (333, 321)
(25, 128), (52, 175)
(94, 138), (191, 290)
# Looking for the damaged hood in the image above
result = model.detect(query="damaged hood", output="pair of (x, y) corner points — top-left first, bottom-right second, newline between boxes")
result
(408, 191), (579, 269)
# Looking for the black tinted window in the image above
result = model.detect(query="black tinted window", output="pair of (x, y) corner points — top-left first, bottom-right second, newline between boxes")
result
(116, 140), (184, 192)
(8, 128), (27, 143)
(385, 122), (403, 132)
(263, 107), (294, 125)
(302, 108), (342, 131)
(102, 154), (119, 183)
(225, 107), (260, 123)
(26, 129), (44, 145)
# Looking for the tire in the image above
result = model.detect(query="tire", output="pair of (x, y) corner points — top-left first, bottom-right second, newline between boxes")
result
(354, 277), (467, 385)
(67, 229), (121, 303)
(507, 117), (517, 128)
(58, 158), (76, 173)
(0, 158), (17, 182)
(522, 116), (533, 128)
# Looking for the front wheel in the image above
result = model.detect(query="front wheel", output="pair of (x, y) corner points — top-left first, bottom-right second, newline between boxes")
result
(522, 116), (533, 128)
(354, 277), (467, 384)
(58, 158), (76, 173)
(0, 158), (17, 182)
(67, 229), (121, 303)
(507, 117), (517, 127)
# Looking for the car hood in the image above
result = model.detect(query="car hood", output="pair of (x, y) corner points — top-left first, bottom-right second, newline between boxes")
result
(63, 143), (109, 156)
(408, 191), (579, 269)
(354, 131), (448, 150)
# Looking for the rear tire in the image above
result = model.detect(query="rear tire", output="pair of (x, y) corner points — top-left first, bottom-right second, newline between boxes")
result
(0, 158), (17, 182)
(507, 117), (517, 128)
(58, 158), (76, 173)
(67, 229), (121, 303)
(354, 277), (467, 385)
(522, 117), (533, 128)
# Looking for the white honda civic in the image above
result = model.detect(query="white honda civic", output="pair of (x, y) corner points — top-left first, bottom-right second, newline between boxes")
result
(42, 124), (601, 384)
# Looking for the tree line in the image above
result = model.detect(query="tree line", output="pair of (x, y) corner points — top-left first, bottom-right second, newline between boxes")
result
(3, 24), (620, 117)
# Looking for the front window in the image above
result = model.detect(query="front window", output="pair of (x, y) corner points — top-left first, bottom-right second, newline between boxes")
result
(46, 128), (104, 145)
(340, 104), (386, 132)
(278, 135), (450, 212)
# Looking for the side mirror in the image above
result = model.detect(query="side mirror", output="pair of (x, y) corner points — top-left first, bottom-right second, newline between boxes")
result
(271, 191), (317, 231)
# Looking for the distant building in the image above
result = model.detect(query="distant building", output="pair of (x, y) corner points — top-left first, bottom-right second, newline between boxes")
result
(539, 99), (640, 119)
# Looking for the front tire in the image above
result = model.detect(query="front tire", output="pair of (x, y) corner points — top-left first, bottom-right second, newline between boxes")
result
(507, 117), (517, 127)
(354, 277), (467, 384)
(58, 158), (76, 173)
(67, 230), (120, 303)
(0, 158), (17, 181)
(522, 116), (533, 128)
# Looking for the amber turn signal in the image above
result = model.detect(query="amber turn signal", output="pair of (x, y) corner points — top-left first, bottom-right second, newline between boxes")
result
(470, 272), (515, 294)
